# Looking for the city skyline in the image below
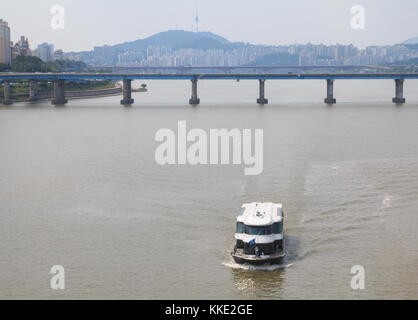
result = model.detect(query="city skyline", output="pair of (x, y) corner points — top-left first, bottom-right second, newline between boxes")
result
(2, 26), (418, 69)
(2, 0), (418, 52)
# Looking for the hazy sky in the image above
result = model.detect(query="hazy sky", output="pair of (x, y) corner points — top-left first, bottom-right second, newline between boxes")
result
(3, 0), (418, 52)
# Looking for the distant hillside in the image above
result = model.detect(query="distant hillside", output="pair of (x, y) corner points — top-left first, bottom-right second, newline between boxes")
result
(402, 37), (418, 44)
(172, 37), (230, 51)
(97, 30), (230, 52)
(81, 30), (247, 65)
(404, 43), (418, 51)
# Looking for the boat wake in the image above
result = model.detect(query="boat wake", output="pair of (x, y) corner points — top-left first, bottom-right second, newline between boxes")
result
(222, 260), (293, 271)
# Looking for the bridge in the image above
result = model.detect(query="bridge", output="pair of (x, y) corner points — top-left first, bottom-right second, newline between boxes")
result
(1, 72), (418, 105)
(90, 65), (402, 73)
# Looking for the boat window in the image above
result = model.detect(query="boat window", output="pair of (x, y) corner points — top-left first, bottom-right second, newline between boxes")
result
(273, 222), (283, 234)
(236, 222), (245, 233)
(239, 207), (245, 215)
(246, 226), (272, 235)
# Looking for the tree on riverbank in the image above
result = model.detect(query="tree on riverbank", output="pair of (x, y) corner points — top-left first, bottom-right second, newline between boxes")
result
(12, 56), (54, 72)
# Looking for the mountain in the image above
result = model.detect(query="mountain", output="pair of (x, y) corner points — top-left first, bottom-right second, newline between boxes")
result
(96, 30), (230, 52)
(402, 37), (418, 44)
(82, 30), (245, 65)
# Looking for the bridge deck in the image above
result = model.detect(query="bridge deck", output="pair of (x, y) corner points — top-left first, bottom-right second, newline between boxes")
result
(1, 73), (418, 81)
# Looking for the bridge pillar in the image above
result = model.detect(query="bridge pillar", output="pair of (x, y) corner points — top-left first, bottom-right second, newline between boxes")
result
(324, 79), (336, 104)
(2, 80), (12, 105)
(392, 79), (405, 104)
(52, 79), (68, 105)
(257, 79), (268, 105)
(121, 79), (134, 105)
(189, 78), (200, 105)
(28, 80), (38, 102)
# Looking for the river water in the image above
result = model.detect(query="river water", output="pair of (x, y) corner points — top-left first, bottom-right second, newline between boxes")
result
(0, 80), (417, 299)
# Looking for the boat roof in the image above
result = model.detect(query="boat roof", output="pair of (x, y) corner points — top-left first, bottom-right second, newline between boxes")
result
(237, 202), (283, 226)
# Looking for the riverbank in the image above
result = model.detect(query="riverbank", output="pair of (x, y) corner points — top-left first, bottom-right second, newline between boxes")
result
(1, 81), (147, 102)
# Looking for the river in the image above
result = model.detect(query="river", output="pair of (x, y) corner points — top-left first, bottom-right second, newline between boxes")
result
(0, 79), (417, 299)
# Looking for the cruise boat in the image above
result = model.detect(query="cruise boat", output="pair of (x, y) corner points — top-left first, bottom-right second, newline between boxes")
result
(231, 202), (286, 265)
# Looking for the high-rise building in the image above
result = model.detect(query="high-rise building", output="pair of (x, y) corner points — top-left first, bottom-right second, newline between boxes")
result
(17, 36), (31, 56)
(11, 36), (31, 61)
(11, 43), (19, 61)
(0, 19), (11, 65)
(33, 42), (54, 62)
(53, 49), (64, 61)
